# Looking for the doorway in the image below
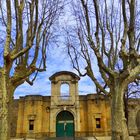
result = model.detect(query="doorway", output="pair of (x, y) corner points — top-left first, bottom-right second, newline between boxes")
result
(56, 111), (74, 137)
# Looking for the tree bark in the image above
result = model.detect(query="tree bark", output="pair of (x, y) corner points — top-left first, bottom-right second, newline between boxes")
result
(111, 80), (129, 140)
(0, 69), (14, 140)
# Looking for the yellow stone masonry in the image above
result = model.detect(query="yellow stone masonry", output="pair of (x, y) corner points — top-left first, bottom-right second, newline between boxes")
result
(11, 71), (140, 139)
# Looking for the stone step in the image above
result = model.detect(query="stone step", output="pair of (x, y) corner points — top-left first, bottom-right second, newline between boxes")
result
(43, 137), (82, 140)
(11, 137), (97, 140)
(11, 136), (136, 140)
(37, 137), (97, 140)
(46, 137), (74, 140)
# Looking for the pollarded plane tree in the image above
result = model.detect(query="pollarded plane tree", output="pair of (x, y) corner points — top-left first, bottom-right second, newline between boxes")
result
(66, 0), (140, 140)
(0, 0), (63, 139)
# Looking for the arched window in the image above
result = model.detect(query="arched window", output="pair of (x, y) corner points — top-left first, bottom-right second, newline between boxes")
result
(60, 83), (70, 99)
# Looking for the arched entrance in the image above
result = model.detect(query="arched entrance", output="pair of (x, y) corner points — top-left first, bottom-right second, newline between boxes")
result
(56, 111), (74, 137)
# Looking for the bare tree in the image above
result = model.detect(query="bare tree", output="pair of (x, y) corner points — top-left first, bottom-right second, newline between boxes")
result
(66, 0), (140, 140)
(0, 0), (63, 139)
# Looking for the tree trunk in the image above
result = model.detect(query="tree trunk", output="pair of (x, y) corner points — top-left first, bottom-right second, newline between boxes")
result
(111, 81), (129, 140)
(0, 69), (14, 140)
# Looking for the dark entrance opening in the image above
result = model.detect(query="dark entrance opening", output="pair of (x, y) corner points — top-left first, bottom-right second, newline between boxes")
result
(56, 111), (74, 137)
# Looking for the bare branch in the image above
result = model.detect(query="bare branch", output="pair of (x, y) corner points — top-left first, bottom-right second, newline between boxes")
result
(4, 0), (11, 58)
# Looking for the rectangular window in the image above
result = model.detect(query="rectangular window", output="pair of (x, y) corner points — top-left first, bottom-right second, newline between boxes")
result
(96, 118), (101, 128)
(29, 120), (34, 130)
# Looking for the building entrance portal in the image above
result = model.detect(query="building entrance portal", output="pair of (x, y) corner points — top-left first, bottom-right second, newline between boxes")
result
(56, 111), (74, 137)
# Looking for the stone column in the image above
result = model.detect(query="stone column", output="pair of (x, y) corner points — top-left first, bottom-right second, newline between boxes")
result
(49, 107), (56, 137)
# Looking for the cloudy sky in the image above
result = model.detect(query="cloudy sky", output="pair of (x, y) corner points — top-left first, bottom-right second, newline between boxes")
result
(14, 46), (96, 99)
(0, 0), (99, 99)
(13, 1), (98, 99)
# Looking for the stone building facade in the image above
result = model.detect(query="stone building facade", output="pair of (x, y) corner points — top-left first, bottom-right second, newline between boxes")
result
(11, 71), (140, 139)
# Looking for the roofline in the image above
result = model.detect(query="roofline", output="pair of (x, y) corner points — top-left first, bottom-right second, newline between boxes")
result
(49, 71), (80, 81)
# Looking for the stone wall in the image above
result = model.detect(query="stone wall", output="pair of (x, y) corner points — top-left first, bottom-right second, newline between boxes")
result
(11, 95), (140, 139)
(128, 99), (140, 136)
(79, 94), (111, 137)
(15, 95), (51, 138)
